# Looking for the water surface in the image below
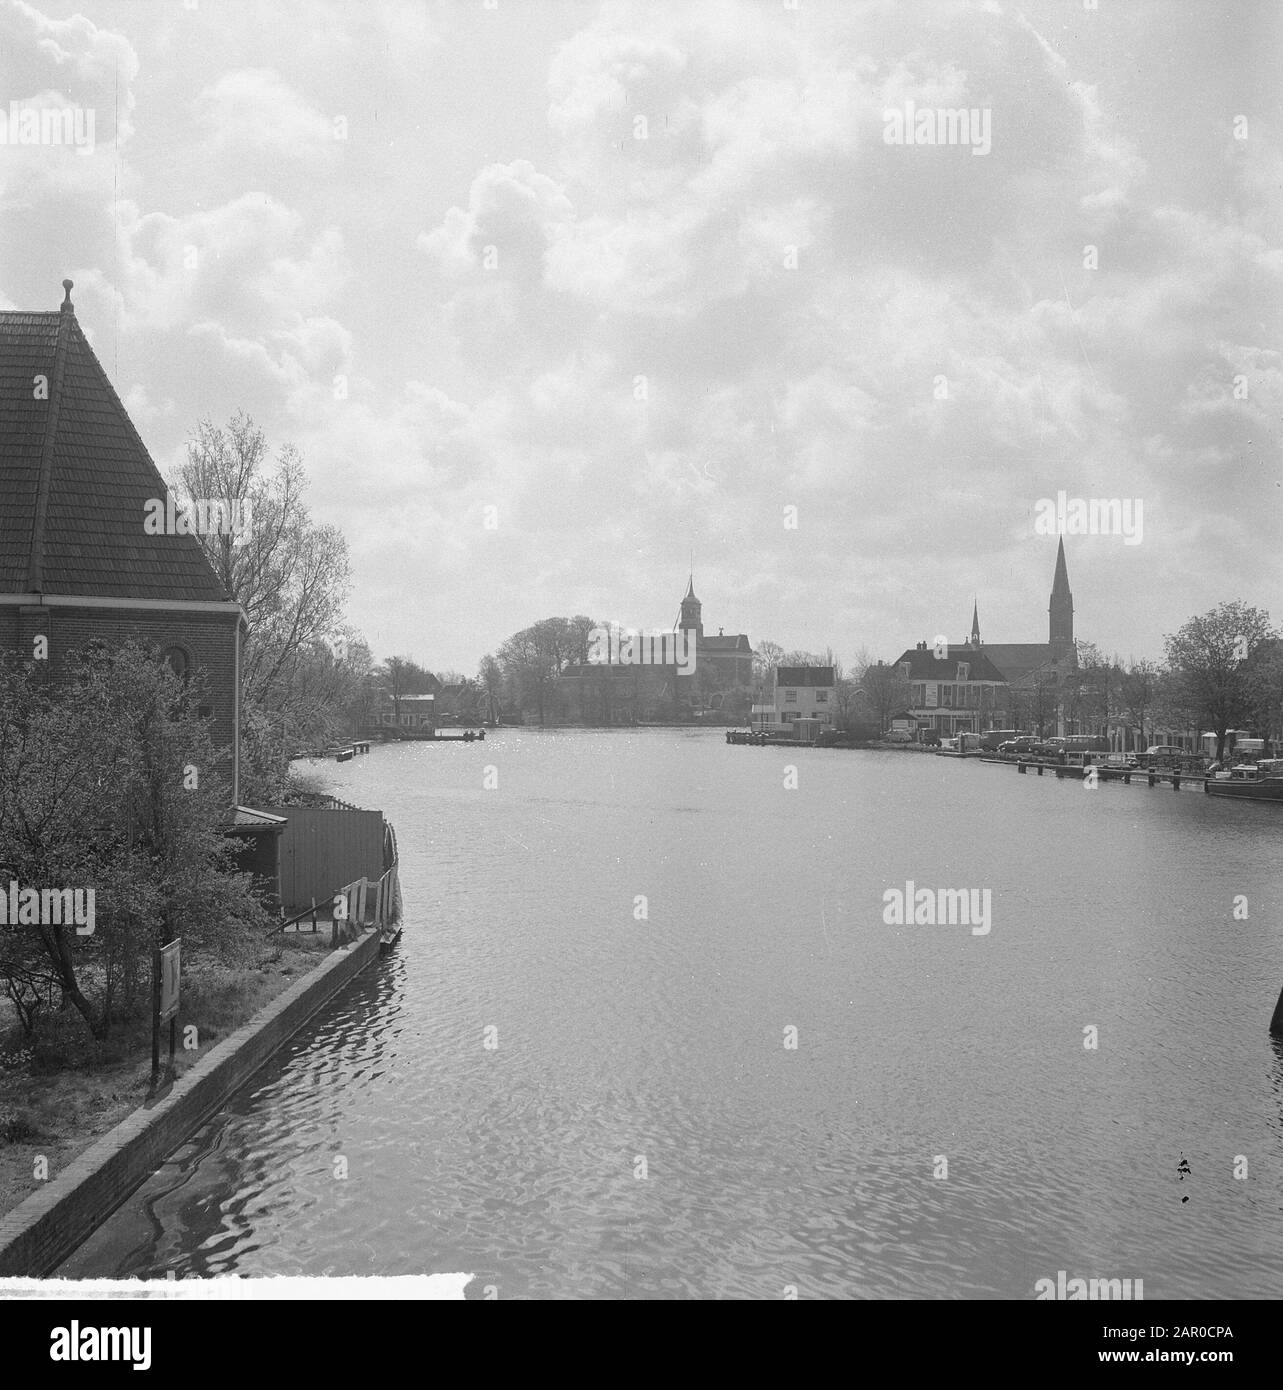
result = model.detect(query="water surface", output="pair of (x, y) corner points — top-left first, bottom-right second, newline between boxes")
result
(59, 731), (1283, 1297)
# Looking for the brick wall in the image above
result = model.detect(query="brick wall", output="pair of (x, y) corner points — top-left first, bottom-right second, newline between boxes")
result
(0, 603), (239, 786)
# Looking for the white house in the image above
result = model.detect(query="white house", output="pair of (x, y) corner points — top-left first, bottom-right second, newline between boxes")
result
(380, 692), (437, 729)
(771, 666), (836, 727)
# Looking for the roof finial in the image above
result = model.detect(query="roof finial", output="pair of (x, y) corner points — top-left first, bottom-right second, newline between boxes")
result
(61, 279), (74, 312)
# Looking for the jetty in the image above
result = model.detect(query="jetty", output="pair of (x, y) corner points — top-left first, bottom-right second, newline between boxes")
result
(384, 729), (486, 743)
(998, 758), (1205, 789)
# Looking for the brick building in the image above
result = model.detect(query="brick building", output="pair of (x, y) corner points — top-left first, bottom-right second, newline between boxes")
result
(0, 280), (247, 804)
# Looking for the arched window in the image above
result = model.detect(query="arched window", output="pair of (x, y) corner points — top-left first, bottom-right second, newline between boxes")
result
(161, 645), (191, 682)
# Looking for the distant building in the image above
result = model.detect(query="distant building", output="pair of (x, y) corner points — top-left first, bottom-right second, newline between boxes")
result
(967, 539), (1078, 737)
(556, 575), (754, 723)
(888, 645), (1010, 738)
(772, 665), (837, 728)
(377, 692), (436, 730)
(892, 539), (1079, 737)
(675, 577), (754, 690)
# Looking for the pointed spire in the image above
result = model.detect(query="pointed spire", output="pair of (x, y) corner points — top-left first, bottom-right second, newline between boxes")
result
(1051, 536), (1071, 596)
(1049, 537), (1074, 655)
(970, 598), (980, 646)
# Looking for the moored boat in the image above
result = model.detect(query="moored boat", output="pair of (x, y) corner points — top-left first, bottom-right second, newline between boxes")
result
(1204, 760), (1283, 800)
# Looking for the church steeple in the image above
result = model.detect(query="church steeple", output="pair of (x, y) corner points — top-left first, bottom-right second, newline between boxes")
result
(1049, 538), (1073, 657)
(969, 599), (981, 647)
(677, 573), (703, 639)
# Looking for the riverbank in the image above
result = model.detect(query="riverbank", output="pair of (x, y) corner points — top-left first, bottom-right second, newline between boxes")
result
(0, 932), (331, 1222)
(0, 926), (382, 1276)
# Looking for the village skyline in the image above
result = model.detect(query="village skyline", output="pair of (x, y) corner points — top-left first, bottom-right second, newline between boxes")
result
(2, 0), (1278, 674)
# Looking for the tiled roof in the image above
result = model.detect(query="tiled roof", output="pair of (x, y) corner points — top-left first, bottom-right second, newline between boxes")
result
(972, 643), (1064, 684)
(777, 665), (836, 686)
(700, 633), (752, 653)
(0, 288), (231, 602)
(890, 647), (1009, 682)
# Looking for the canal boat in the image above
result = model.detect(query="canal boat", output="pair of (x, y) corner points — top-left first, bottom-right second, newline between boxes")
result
(1204, 761), (1283, 801)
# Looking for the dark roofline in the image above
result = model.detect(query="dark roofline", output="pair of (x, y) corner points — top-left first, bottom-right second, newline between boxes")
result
(28, 285), (76, 591)
(1, 281), (237, 605)
(777, 665), (836, 685)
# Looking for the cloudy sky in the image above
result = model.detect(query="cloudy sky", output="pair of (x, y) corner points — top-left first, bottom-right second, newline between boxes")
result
(2, 0), (1279, 672)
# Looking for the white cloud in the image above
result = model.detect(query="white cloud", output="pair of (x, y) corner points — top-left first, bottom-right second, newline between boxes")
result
(197, 68), (337, 158)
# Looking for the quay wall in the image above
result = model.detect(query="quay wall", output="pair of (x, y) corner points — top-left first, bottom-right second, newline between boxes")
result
(0, 928), (381, 1278)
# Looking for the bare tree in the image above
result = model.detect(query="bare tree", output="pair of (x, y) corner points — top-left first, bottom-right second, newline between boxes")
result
(177, 413), (352, 736)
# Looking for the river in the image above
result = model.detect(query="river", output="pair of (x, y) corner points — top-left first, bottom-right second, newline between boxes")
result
(57, 730), (1283, 1297)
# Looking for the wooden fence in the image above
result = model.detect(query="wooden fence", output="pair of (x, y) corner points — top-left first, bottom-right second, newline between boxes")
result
(330, 862), (401, 945)
(259, 804), (386, 914)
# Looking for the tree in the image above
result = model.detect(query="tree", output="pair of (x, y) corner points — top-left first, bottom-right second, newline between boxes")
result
(495, 617), (597, 724)
(1163, 602), (1277, 761)
(752, 639), (785, 690)
(176, 413), (355, 766)
(1073, 642), (1118, 737)
(856, 660), (910, 735)
(377, 657), (438, 727)
(1120, 658), (1160, 750)
(0, 643), (264, 1041)
(478, 654), (503, 724)
(1245, 641), (1283, 748)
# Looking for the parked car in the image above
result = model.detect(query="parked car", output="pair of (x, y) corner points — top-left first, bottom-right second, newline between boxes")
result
(887, 729), (913, 743)
(919, 730), (941, 747)
(997, 736), (1039, 757)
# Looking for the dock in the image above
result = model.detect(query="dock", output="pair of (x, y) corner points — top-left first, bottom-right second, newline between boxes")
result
(996, 758), (1205, 788)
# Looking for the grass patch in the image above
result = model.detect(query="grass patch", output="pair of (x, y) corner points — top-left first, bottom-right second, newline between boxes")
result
(0, 930), (333, 1221)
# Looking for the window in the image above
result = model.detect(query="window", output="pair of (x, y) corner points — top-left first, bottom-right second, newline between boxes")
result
(784, 690), (797, 703)
(957, 663), (969, 683)
(816, 690), (829, 703)
(161, 645), (191, 681)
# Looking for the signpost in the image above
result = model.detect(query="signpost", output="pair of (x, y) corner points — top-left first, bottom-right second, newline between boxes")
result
(151, 937), (181, 1091)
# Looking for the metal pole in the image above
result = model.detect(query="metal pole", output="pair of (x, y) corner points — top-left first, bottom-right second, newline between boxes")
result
(150, 943), (161, 1089)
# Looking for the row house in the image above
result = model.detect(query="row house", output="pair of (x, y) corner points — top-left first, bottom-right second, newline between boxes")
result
(890, 644), (1010, 737)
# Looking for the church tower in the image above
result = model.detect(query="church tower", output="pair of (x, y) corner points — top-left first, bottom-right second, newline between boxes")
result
(969, 600), (981, 647)
(677, 575), (703, 641)
(1048, 538), (1074, 659)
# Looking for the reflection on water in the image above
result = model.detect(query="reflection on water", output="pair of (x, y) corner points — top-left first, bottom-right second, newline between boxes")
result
(59, 732), (1283, 1296)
